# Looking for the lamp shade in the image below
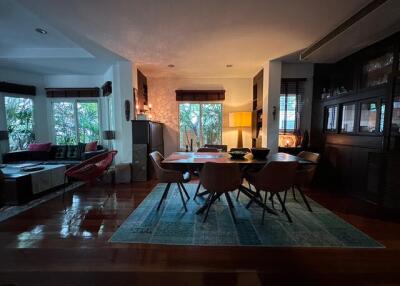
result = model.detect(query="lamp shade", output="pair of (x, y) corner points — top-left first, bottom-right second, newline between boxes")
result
(102, 130), (115, 140)
(229, 112), (252, 128)
(0, 131), (8, 140)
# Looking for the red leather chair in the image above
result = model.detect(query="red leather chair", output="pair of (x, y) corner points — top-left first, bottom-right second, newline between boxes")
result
(63, 150), (118, 204)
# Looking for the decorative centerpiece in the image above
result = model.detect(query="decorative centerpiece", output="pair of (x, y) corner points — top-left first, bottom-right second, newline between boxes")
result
(228, 150), (247, 159)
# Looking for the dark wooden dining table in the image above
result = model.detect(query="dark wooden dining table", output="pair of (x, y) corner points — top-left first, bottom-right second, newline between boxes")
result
(162, 151), (314, 216)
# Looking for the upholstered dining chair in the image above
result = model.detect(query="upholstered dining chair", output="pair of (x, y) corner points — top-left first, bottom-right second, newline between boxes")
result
(149, 151), (191, 212)
(204, 144), (228, 152)
(284, 151), (320, 212)
(193, 147), (219, 199)
(199, 162), (242, 223)
(245, 161), (298, 223)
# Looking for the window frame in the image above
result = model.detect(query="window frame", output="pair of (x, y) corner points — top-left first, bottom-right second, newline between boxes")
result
(50, 98), (102, 145)
(1, 93), (36, 151)
(177, 102), (223, 151)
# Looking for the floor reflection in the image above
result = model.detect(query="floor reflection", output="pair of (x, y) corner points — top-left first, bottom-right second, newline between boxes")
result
(17, 225), (45, 248)
(59, 192), (118, 239)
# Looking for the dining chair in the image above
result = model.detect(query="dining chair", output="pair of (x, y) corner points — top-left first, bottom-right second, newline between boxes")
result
(199, 162), (242, 223)
(149, 151), (191, 212)
(193, 147), (219, 199)
(204, 144), (228, 152)
(245, 161), (298, 223)
(284, 151), (320, 212)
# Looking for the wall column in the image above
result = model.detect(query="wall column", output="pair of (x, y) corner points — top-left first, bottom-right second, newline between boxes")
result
(262, 60), (282, 153)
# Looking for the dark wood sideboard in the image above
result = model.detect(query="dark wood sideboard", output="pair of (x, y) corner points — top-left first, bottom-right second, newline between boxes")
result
(131, 120), (164, 181)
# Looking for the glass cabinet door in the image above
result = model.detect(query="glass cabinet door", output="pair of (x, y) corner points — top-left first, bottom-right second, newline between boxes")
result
(359, 102), (378, 133)
(361, 52), (393, 88)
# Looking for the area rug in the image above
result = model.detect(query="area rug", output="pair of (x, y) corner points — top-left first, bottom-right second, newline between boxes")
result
(109, 183), (383, 248)
(0, 182), (84, 223)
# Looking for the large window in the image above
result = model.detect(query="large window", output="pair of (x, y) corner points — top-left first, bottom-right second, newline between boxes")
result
(179, 103), (222, 150)
(52, 100), (100, 144)
(279, 79), (305, 133)
(5, 96), (35, 151)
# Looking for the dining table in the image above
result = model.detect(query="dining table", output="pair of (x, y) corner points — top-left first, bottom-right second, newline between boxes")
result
(162, 151), (314, 216)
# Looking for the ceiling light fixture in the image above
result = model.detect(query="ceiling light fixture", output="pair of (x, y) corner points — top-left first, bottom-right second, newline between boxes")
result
(226, 64), (233, 68)
(35, 28), (48, 35)
(167, 64), (175, 68)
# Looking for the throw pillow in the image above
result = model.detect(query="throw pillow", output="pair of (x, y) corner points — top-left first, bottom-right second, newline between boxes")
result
(28, 142), (52, 152)
(85, 141), (97, 152)
(53, 146), (67, 159)
(66, 145), (80, 159)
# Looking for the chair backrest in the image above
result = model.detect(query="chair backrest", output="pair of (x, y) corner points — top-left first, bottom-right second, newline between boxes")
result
(65, 150), (117, 176)
(197, 147), (219, 152)
(253, 161), (298, 193)
(297, 151), (320, 164)
(204, 144), (228, 152)
(200, 162), (242, 193)
(0, 170), (3, 206)
(296, 151), (320, 187)
(230, 148), (251, 153)
(149, 151), (165, 180)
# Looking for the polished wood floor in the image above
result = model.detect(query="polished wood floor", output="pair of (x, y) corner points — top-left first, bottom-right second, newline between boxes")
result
(0, 180), (399, 286)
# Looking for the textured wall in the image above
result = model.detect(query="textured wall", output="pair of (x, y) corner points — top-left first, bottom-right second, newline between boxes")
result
(148, 77), (253, 156)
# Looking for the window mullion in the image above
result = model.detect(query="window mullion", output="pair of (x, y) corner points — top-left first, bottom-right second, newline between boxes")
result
(74, 100), (79, 143)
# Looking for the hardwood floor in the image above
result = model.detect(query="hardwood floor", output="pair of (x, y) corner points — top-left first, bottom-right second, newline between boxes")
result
(0, 181), (399, 286)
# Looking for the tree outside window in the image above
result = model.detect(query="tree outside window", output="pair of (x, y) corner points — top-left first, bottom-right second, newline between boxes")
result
(179, 103), (222, 150)
(5, 97), (35, 151)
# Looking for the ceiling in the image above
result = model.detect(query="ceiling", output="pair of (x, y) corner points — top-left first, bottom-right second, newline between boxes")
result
(0, 0), (123, 75)
(3, 0), (400, 77)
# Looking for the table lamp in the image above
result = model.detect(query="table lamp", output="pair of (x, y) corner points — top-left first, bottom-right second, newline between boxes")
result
(229, 112), (251, 148)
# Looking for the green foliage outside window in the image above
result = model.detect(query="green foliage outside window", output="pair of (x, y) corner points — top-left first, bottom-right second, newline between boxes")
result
(5, 97), (35, 151)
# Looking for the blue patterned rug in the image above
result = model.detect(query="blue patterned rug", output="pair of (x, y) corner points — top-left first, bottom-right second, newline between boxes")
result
(110, 183), (383, 248)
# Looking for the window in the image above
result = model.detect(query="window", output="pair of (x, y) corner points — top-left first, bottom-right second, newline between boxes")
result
(52, 100), (100, 144)
(341, 103), (355, 133)
(325, 106), (338, 131)
(5, 96), (35, 151)
(359, 102), (377, 133)
(179, 103), (222, 150)
(279, 79), (305, 133)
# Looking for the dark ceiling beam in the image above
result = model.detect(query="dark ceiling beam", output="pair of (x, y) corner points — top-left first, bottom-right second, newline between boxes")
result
(300, 0), (389, 60)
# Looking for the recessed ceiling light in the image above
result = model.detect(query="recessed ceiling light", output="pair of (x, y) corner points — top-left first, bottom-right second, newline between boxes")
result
(226, 64), (233, 68)
(167, 64), (175, 68)
(35, 28), (48, 35)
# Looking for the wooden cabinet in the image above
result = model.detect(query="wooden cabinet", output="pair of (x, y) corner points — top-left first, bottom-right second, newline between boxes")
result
(131, 120), (164, 181)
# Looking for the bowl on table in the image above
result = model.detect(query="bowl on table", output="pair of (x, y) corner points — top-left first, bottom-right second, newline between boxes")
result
(251, 148), (270, 159)
(228, 151), (247, 160)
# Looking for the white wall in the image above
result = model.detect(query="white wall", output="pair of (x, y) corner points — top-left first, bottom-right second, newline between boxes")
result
(262, 60), (282, 153)
(281, 63), (314, 134)
(148, 77), (253, 156)
(106, 61), (134, 164)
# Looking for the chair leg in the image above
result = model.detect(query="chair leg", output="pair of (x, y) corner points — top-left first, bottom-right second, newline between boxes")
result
(156, 183), (171, 211)
(203, 192), (217, 223)
(179, 183), (190, 200)
(193, 182), (202, 200)
(297, 185), (313, 212)
(276, 193), (292, 223)
(292, 186), (297, 201)
(246, 189), (260, 209)
(269, 193), (275, 209)
(236, 189), (241, 201)
(224, 193), (237, 224)
(283, 189), (288, 204)
(261, 191), (268, 225)
(177, 183), (188, 212)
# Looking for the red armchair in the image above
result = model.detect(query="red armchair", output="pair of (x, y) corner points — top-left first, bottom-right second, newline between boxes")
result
(63, 150), (118, 205)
